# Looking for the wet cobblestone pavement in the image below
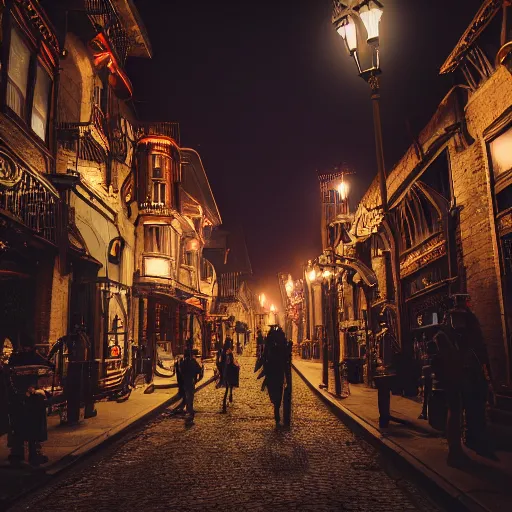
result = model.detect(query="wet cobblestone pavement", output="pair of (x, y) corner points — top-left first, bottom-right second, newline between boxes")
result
(13, 356), (442, 512)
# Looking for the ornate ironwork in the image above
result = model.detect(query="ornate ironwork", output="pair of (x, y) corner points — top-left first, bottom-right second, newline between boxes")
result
(85, 0), (131, 64)
(0, 150), (59, 245)
(136, 122), (181, 146)
(0, 151), (22, 189)
(440, 0), (503, 74)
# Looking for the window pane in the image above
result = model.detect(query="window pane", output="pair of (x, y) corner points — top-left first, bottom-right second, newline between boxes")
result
(31, 63), (52, 140)
(152, 181), (166, 204)
(144, 225), (171, 254)
(7, 28), (30, 117)
(490, 126), (512, 178)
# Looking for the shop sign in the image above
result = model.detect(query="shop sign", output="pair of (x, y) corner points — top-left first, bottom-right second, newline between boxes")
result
(400, 233), (446, 278)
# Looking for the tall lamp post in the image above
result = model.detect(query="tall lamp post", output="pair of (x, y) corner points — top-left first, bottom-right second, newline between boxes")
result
(332, 0), (387, 213)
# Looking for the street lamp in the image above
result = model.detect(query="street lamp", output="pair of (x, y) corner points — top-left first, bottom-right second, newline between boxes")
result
(285, 275), (294, 297)
(333, 0), (387, 212)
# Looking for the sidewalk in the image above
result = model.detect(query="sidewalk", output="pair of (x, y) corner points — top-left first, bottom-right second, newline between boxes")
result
(0, 363), (216, 507)
(293, 358), (512, 512)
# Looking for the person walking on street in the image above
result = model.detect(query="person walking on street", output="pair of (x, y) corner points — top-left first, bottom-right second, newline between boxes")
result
(257, 326), (292, 428)
(178, 348), (203, 423)
(217, 338), (239, 413)
(256, 330), (264, 359)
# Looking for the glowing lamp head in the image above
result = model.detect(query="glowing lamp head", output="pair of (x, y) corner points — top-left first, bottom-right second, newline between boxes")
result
(259, 293), (266, 307)
(337, 16), (358, 55)
(270, 304), (276, 313)
(322, 270), (332, 279)
(337, 181), (349, 201)
(308, 269), (317, 282)
(359, 1), (383, 44)
(285, 276), (294, 296)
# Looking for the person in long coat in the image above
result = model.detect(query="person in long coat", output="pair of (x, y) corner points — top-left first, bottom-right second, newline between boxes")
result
(217, 338), (239, 413)
(259, 327), (292, 427)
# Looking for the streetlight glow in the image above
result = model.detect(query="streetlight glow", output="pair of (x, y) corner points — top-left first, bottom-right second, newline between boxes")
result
(270, 304), (276, 313)
(259, 293), (266, 307)
(308, 269), (317, 282)
(285, 276), (294, 296)
(337, 16), (357, 54)
(359, 2), (383, 43)
(322, 270), (332, 279)
(337, 181), (349, 201)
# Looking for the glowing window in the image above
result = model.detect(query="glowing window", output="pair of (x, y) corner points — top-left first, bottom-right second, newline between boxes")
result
(31, 64), (52, 141)
(7, 28), (30, 118)
(490, 126), (512, 178)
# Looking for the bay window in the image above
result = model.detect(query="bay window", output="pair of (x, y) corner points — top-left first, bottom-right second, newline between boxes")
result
(144, 225), (171, 255)
(151, 153), (169, 205)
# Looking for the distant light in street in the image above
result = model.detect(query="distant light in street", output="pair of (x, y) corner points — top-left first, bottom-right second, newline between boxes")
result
(322, 270), (332, 279)
(308, 269), (317, 282)
(337, 181), (349, 201)
(259, 293), (266, 307)
(285, 275), (294, 296)
(270, 304), (276, 312)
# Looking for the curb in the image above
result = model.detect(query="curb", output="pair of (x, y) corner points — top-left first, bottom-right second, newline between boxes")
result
(2, 375), (216, 510)
(292, 363), (489, 512)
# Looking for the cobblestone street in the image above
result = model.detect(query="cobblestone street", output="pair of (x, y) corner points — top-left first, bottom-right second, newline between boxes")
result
(13, 356), (442, 512)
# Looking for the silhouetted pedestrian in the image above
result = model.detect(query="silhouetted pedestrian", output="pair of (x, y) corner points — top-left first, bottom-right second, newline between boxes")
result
(434, 294), (493, 466)
(258, 326), (292, 427)
(7, 334), (53, 466)
(178, 349), (203, 423)
(217, 338), (239, 413)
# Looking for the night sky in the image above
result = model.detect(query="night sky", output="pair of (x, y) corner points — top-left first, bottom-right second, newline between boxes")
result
(128, 0), (481, 304)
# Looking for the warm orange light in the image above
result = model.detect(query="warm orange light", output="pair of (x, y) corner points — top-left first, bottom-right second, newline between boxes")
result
(90, 32), (133, 100)
(285, 276), (294, 296)
(138, 136), (178, 147)
(270, 304), (276, 313)
(308, 269), (317, 282)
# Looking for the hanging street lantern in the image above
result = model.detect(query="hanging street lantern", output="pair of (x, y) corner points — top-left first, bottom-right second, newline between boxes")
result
(332, 0), (387, 212)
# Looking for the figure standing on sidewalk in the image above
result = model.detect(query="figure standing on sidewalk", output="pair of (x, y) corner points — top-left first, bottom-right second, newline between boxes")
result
(434, 294), (494, 465)
(258, 326), (292, 428)
(178, 348), (203, 423)
(7, 334), (53, 466)
(217, 338), (239, 413)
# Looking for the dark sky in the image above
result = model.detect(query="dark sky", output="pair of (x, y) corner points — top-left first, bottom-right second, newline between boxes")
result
(128, 0), (481, 305)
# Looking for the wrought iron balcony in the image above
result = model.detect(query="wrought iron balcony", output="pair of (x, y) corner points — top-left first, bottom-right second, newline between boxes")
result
(138, 201), (173, 217)
(85, 0), (130, 64)
(0, 150), (60, 245)
(136, 122), (181, 145)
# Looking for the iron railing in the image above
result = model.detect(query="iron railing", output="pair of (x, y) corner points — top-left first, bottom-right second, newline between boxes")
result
(136, 122), (180, 145)
(0, 169), (59, 245)
(85, 0), (131, 64)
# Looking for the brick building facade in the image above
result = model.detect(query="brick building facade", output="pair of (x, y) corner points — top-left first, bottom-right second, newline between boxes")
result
(297, 1), (512, 411)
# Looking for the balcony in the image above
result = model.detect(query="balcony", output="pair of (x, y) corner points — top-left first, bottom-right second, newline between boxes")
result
(136, 122), (180, 146)
(86, 0), (130, 64)
(0, 152), (60, 245)
(138, 201), (173, 217)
